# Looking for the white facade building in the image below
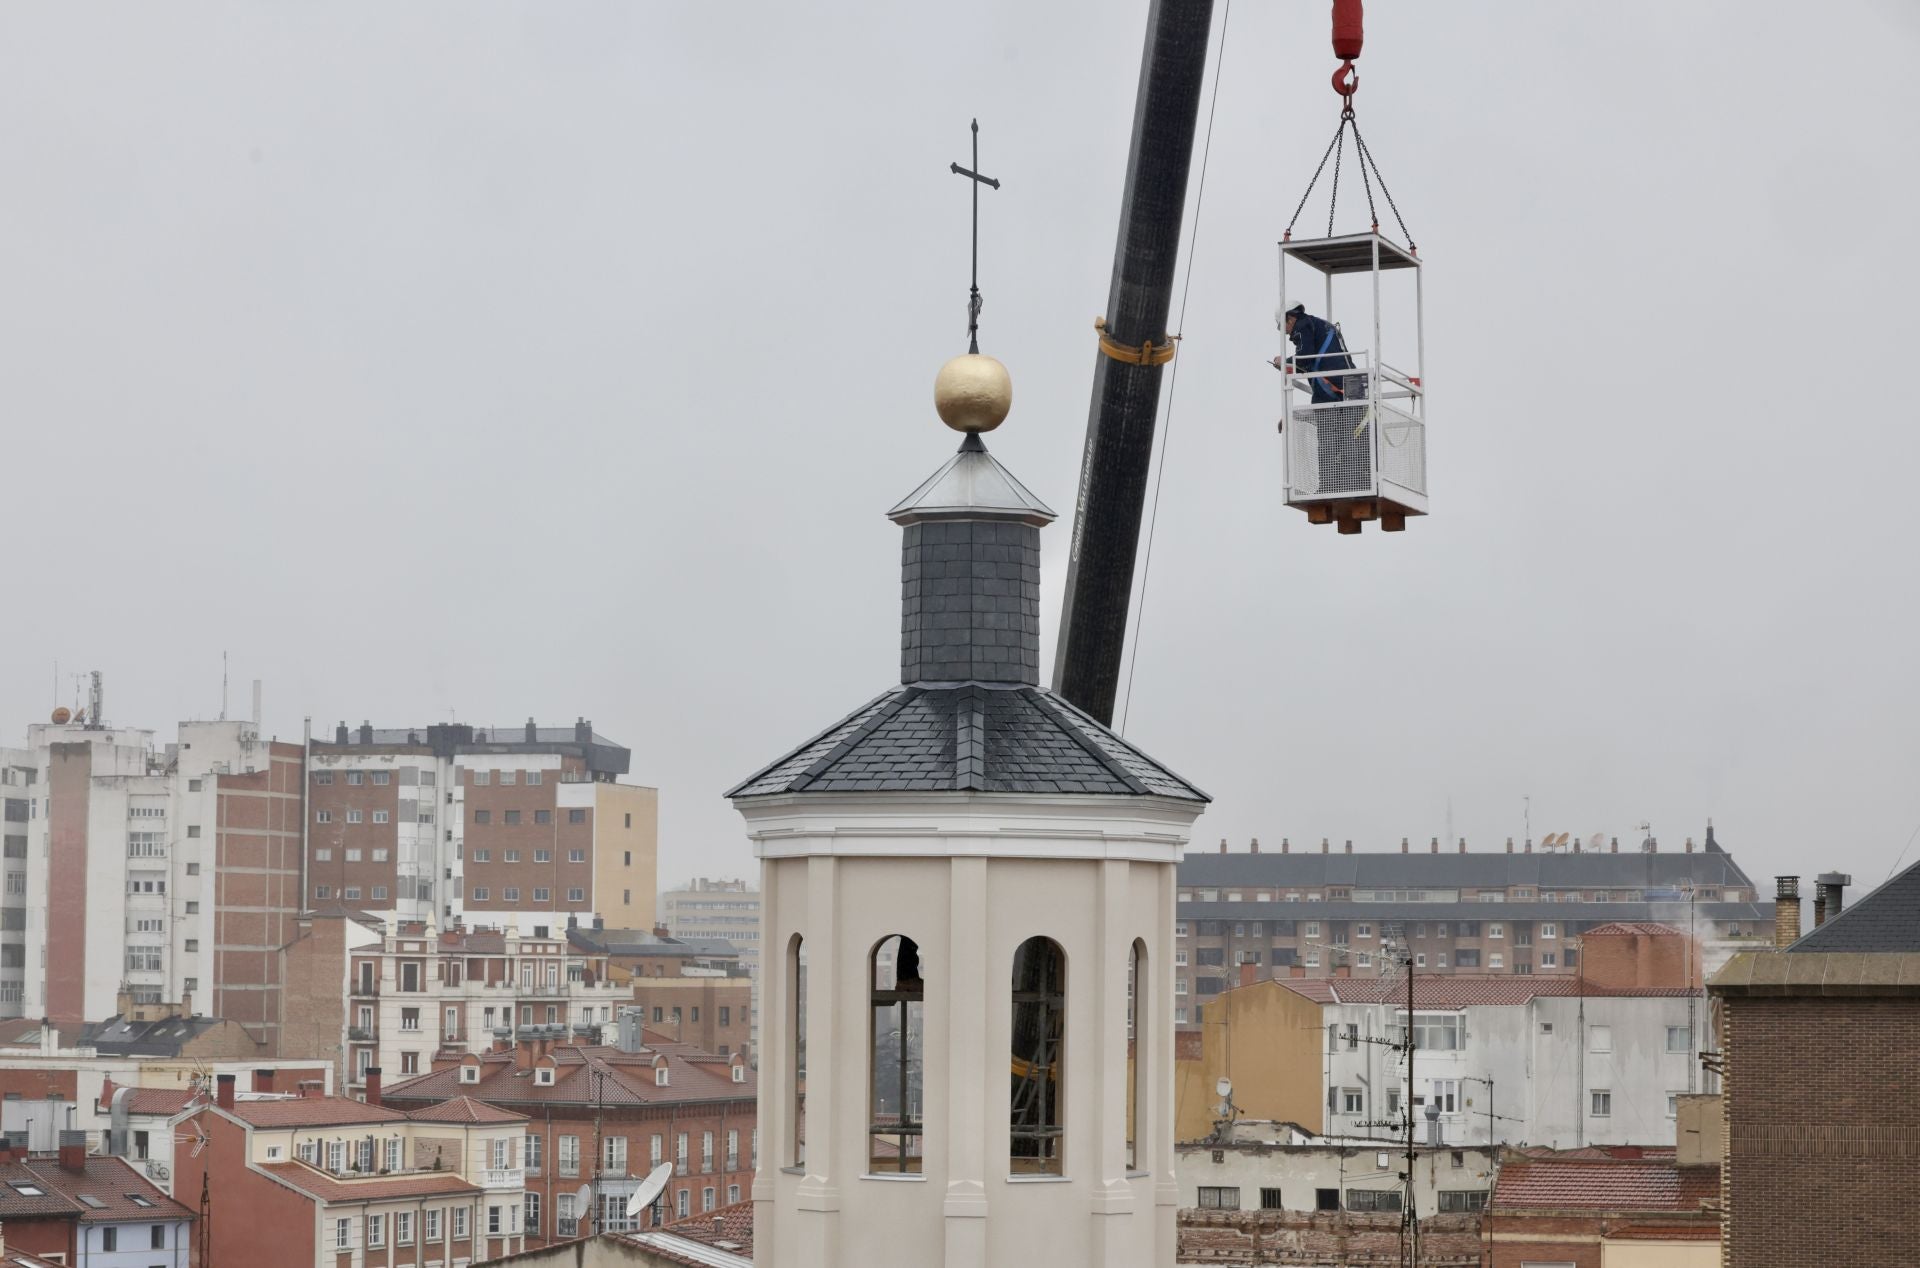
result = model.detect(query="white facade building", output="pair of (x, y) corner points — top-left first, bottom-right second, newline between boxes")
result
(732, 360), (1210, 1268)
(1310, 986), (1701, 1148)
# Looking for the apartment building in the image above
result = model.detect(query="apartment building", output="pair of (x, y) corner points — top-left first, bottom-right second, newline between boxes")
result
(1173, 827), (1771, 1027)
(657, 879), (760, 980)
(0, 1135), (193, 1268)
(570, 926), (753, 1060)
(308, 720), (657, 934)
(173, 1073), (528, 1268)
(3, 709), (302, 1045)
(381, 1026), (757, 1247)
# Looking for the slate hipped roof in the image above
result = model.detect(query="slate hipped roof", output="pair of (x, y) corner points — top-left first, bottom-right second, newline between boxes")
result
(728, 431), (1205, 804)
(1790, 858), (1920, 952)
(728, 683), (1206, 800)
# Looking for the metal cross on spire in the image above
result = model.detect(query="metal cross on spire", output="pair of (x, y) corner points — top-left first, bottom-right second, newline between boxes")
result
(950, 118), (1001, 354)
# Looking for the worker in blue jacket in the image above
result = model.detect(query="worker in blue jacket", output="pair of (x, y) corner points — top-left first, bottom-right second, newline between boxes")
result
(1273, 303), (1369, 494)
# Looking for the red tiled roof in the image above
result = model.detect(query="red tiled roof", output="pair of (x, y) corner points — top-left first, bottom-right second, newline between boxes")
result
(0, 1161), (84, 1219)
(1584, 922), (1684, 937)
(3, 1250), (68, 1268)
(384, 1044), (755, 1109)
(663, 1199), (754, 1256)
(258, 1162), (480, 1205)
(22, 1156), (195, 1224)
(1492, 1157), (1719, 1212)
(405, 1096), (527, 1124)
(120, 1087), (198, 1116)
(220, 1096), (410, 1128)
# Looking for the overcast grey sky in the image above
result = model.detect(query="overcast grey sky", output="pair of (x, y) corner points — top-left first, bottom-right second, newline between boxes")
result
(5, 2), (1917, 894)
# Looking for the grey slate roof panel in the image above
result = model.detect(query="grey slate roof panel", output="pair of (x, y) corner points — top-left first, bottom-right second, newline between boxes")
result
(727, 684), (1206, 803)
(1790, 859), (1920, 952)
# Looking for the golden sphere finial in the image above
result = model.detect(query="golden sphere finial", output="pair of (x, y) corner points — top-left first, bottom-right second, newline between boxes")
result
(933, 353), (1012, 433)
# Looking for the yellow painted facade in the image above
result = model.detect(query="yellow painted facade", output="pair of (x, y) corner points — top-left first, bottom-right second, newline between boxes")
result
(1601, 1239), (1720, 1267)
(592, 783), (659, 929)
(1174, 978), (1327, 1142)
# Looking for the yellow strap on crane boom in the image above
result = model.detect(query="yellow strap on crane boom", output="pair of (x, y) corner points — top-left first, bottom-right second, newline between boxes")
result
(1094, 316), (1178, 366)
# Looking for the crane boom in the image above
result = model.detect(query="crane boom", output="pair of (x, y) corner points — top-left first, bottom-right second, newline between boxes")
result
(1052, 0), (1216, 726)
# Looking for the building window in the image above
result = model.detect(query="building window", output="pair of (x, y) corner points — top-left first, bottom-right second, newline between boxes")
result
(1258, 1186), (1284, 1209)
(367, 1213), (385, 1248)
(533, 887), (551, 902)
(569, 808), (587, 824)
(524, 1191), (540, 1236)
(789, 934), (808, 1166)
(101, 1227), (118, 1251)
(314, 772), (334, 785)
(336, 1218), (350, 1249)
(1667, 1025), (1689, 1052)
(372, 771), (390, 785)
(315, 810), (332, 824)
(488, 1206), (502, 1235)
(453, 1206), (469, 1239)
(396, 1210), (413, 1245)
(347, 772), (363, 786)
(1198, 1186), (1240, 1210)
(347, 810), (363, 824)
(472, 887), (489, 902)
(503, 888), (520, 903)
(346, 848), (363, 862)
(1591, 1026), (1613, 1053)
(558, 1134), (580, 1177)
(1342, 1088), (1363, 1114)
(474, 810), (491, 825)
(1488, 952), (1503, 969)
(534, 848), (552, 862)
(425, 1208), (440, 1240)
(570, 849), (586, 863)
(372, 811), (389, 824)
(1489, 923), (1504, 939)
(1009, 935), (1066, 1176)
(1591, 1089), (1613, 1116)
(867, 934), (925, 1175)
(1348, 1189), (1403, 1212)
(1438, 1190), (1488, 1212)
(1667, 1093), (1681, 1118)
(473, 770), (490, 786)
(504, 811), (522, 826)
(535, 810), (552, 825)
(568, 888), (585, 902)
(1315, 1188), (1341, 1211)
(152, 1225), (166, 1248)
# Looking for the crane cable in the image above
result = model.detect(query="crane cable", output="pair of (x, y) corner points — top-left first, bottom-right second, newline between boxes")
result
(1117, 0), (1233, 737)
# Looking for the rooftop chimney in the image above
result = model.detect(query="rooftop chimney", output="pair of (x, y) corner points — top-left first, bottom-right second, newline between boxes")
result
(526, 717), (538, 743)
(1611, 836), (1620, 852)
(216, 1074), (236, 1111)
(1281, 837), (1290, 853)
(253, 1069), (275, 1094)
(364, 1067), (382, 1108)
(1816, 872), (1851, 924)
(1505, 837), (1513, 854)
(1685, 836), (1695, 853)
(1573, 837), (1582, 853)
(1321, 838), (1329, 854)
(575, 717), (593, 742)
(1401, 838), (1409, 854)
(1238, 962), (1259, 988)
(335, 722), (349, 745)
(1289, 964), (1306, 978)
(1344, 839), (1353, 854)
(1813, 892), (1827, 928)
(1429, 837), (1438, 854)
(1523, 837), (1531, 854)
(1219, 838), (1227, 854)
(58, 1130), (87, 1174)
(1250, 837), (1260, 854)
(357, 720), (373, 745)
(1774, 877), (1801, 948)
(653, 921), (671, 939)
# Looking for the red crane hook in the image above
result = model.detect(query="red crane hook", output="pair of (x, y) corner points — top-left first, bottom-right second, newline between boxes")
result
(1331, 0), (1363, 99)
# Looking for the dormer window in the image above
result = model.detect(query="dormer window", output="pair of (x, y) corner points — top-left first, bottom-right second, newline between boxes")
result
(459, 1065), (479, 1085)
(535, 1068), (554, 1086)
(731, 1064), (745, 1084)
(655, 1064), (670, 1087)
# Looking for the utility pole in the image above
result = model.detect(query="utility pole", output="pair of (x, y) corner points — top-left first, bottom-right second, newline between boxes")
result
(1380, 925), (1417, 1268)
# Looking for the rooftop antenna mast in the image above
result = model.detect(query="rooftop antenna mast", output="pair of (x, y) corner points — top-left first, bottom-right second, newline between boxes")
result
(220, 651), (229, 721)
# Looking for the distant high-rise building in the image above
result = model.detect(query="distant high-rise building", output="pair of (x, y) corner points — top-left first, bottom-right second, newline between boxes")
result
(658, 878), (761, 982)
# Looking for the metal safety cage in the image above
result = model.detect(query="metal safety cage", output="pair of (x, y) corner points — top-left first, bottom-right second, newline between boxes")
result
(1279, 232), (1427, 528)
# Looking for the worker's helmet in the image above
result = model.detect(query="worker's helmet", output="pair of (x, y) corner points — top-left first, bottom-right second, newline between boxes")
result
(1276, 302), (1305, 330)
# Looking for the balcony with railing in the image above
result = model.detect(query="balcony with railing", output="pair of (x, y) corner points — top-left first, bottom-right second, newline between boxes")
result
(482, 1167), (524, 1189)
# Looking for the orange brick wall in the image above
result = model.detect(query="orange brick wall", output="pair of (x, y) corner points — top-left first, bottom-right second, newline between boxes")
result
(1721, 994), (1920, 1267)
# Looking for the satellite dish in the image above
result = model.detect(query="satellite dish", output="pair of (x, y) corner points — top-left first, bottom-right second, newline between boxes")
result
(573, 1184), (592, 1211)
(1215, 1076), (1233, 1100)
(1588, 833), (1607, 851)
(626, 1161), (672, 1218)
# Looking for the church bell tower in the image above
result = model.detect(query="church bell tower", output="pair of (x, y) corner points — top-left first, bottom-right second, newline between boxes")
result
(730, 336), (1209, 1267)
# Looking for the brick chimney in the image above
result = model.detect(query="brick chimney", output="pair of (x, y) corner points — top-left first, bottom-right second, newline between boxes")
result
(1333, 964), (1351, 978)
(253, 1069), (275, 1094)
(1250, 837), (1260, 854)
(1218, 838), (1227, 854)
(1523, 837), (1531, 854)
(1505, 837), (1513, 854)
(364, 1067), (382, 1108)
(1344, 839), (1353, 854)
(57, 1130), (86, 1174)
(1239, 962), (1259, 988)
(1288, 964), (1306, 978)
(653, 921), (671, 939)
(1458, 839), (1465, 854)
(1813, 891), (1827, 927)
(525, 717), (538, 743)
(575, 717), (594, 742)
(1401, 838), (1409, 854)
(358, 720), (373, 745)
(335, 721), (349, 744)
(1685, 836), (1694, 854)
(1774, 877), (1801, 948)
(1429, 837), (1438, 854)
(1321, 838), (1329, 854)
(1281, 837), (1290, 854)
(216, 1074), (236, 1111)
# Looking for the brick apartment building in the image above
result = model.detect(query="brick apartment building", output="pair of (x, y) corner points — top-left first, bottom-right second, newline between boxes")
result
(1710, 864), (1920, 1267)
(174, 1072), (528, 1267)
(1175, 828), (1771, 1028)
(381, 1026), (757, 1246)
(307, 719), (657, 934)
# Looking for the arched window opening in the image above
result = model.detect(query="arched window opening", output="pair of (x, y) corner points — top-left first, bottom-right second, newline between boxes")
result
(1010, 936), (1066, 1176)
(1126, 938), (1146, 1172)
(869, 935), (925, 1174)
(789, 934), (807, 1167)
